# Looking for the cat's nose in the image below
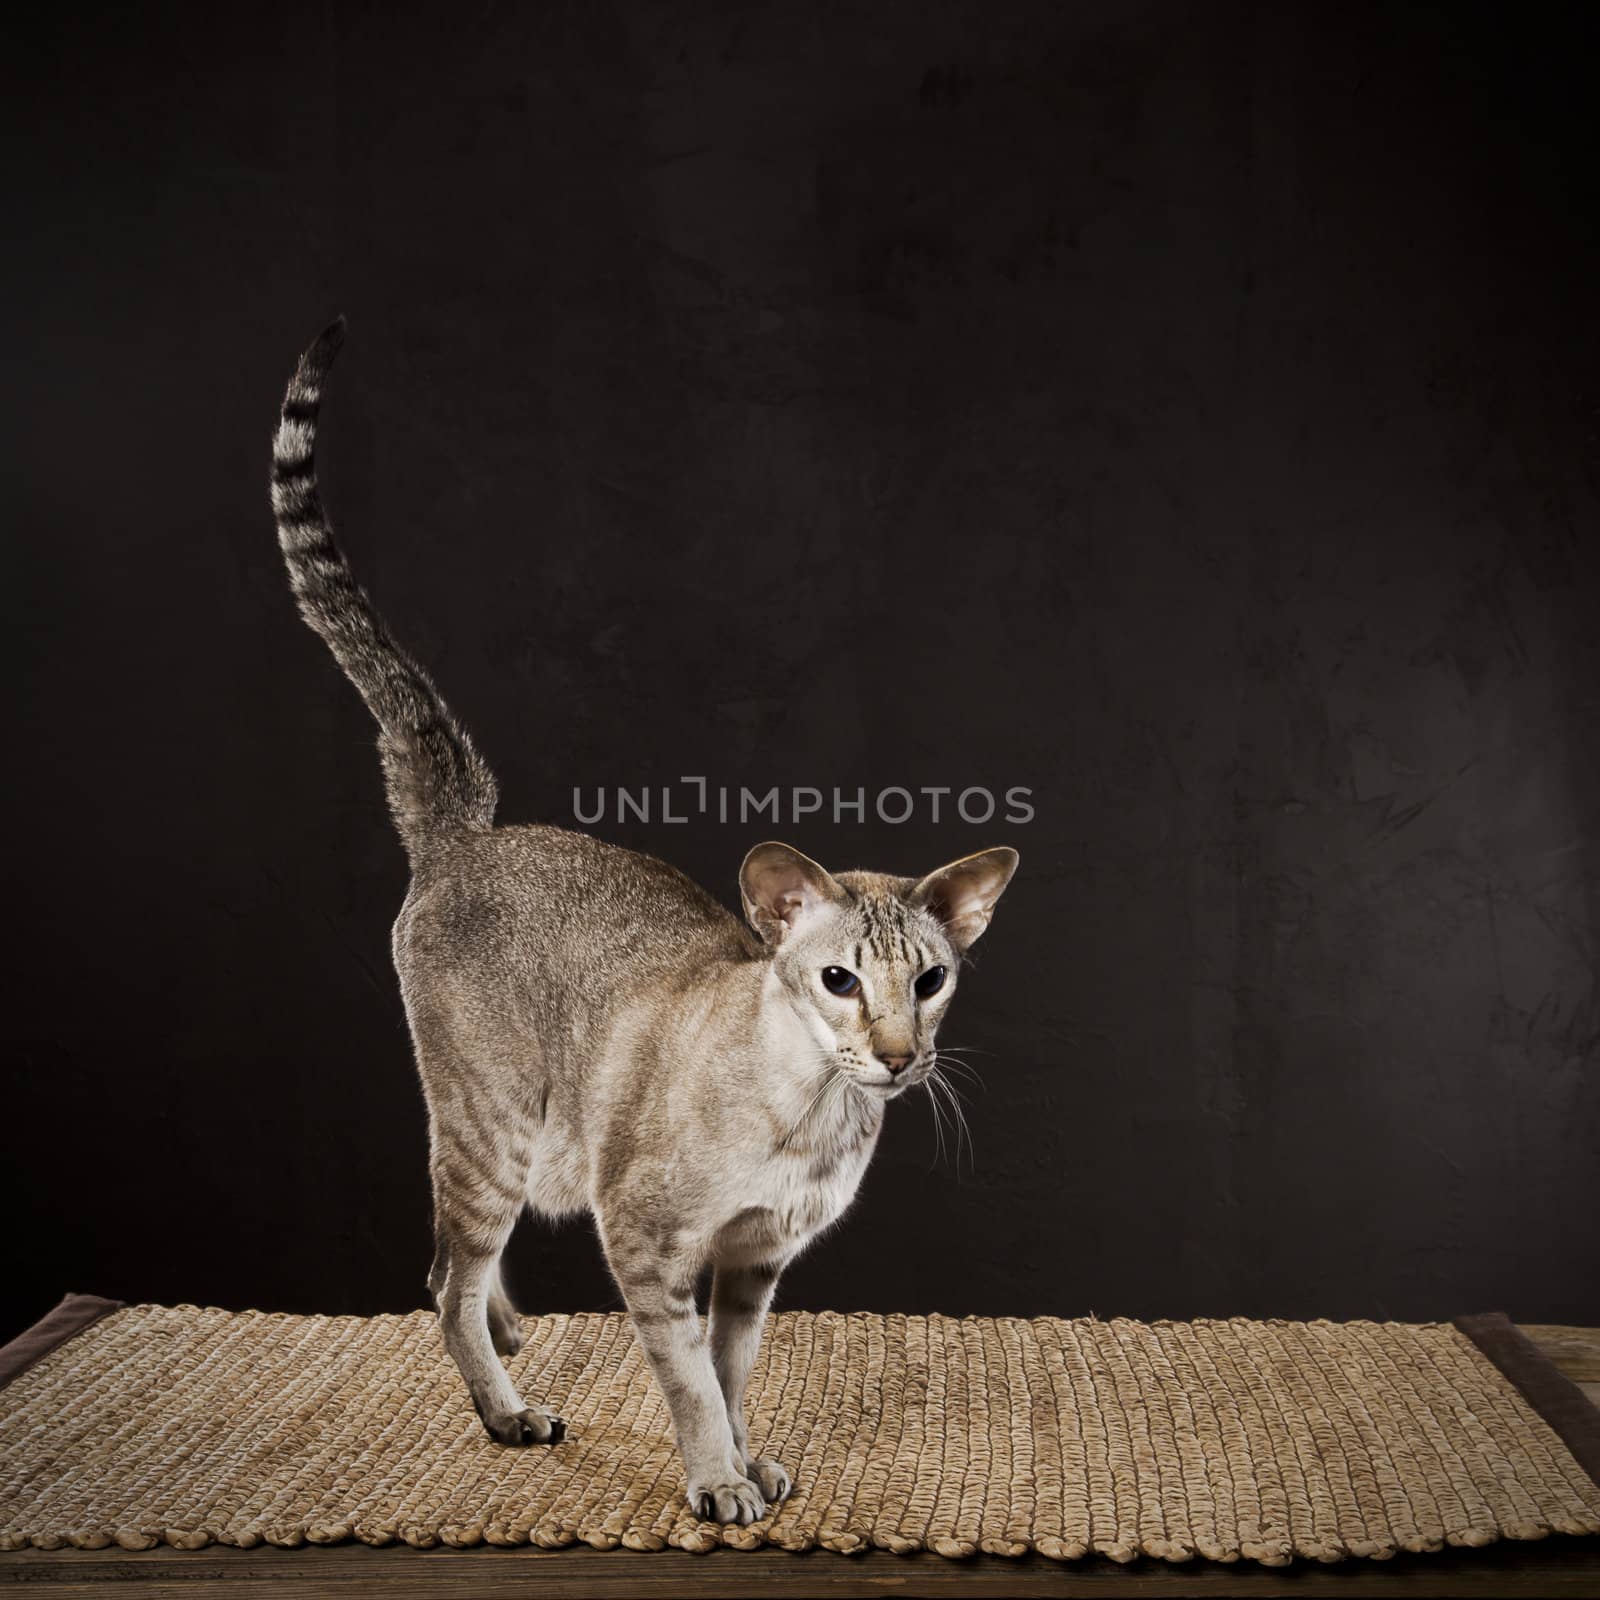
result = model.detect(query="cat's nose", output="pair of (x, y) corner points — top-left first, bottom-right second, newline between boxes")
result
(875, 1050), (914, 1075)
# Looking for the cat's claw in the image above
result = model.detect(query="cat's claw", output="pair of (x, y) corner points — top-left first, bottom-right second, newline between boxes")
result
(483, 1405), (566, 1446)
(744, 1457), (792, 1504)
(689, 1475), (768, 1525)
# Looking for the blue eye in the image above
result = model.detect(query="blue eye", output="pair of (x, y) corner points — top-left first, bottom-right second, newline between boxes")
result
(821, 966), (860, 997)
(914, 965), (947, 999)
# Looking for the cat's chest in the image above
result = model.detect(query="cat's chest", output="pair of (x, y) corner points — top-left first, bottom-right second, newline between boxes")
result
(719, 1135), (877, 1259)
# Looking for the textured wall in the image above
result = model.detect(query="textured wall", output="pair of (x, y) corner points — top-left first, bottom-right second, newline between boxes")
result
(5, 1), (1597, 1333)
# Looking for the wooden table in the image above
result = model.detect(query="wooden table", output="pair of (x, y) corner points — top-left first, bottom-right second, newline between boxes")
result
(4, 1325), (1597, 1597)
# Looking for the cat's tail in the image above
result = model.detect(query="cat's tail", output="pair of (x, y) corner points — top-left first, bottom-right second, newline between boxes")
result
(271, 319), (498, 846)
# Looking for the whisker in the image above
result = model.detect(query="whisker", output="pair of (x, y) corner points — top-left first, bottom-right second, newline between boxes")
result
(922, 1078), (949, 1170)
(928, 1053), (985, 1102)
(926, 1070), (956, 1168)
(926, 1066), (975, 1174)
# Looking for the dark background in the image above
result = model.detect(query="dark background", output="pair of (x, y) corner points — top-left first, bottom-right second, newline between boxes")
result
(5, 1), (1598, 1337)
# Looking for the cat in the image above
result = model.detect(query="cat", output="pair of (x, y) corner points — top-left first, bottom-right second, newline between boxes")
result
(270, 319), (1018, 1525)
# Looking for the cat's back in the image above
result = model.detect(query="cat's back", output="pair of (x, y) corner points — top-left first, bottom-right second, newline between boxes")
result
(395, 822), (756, 1006)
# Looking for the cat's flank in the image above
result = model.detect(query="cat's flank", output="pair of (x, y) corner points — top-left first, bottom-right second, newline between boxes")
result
(270, 320), (1018, 1525)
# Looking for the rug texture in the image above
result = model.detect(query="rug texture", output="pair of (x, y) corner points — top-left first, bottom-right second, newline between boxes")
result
(2, 1299), (1598, 1566)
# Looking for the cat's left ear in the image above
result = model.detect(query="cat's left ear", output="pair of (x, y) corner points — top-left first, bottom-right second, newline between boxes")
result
(909, 847), (1019, 953)
(740, 841), (849, 947)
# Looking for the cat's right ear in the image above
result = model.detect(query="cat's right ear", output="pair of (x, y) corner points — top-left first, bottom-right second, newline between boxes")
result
(739, 842), (848, 947)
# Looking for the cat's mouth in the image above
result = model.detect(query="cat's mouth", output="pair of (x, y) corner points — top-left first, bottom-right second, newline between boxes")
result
(833, 1050), (928, 1097)
(855, 1067), (925, 1097)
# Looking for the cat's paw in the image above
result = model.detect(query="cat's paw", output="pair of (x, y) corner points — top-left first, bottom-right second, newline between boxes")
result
(482, 1404), (566, 1446)
(744, 1456), (792, 1504)
(687, 1473), (767, 1525)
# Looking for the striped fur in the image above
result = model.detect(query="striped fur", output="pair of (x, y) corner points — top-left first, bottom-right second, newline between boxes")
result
(271, 319), (498, 846)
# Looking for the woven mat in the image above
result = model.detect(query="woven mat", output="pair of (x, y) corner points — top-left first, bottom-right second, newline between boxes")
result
(2, 1303), (1598, 1566)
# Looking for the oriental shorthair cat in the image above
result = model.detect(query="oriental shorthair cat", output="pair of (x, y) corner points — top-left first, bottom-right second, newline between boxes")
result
(270, 321), (1019, 1525)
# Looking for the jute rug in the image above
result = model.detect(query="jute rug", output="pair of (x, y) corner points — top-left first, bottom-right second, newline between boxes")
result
(2, 1298), (1597, 1567)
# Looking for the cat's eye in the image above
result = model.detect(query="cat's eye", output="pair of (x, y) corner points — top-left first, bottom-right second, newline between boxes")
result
(821, 966), (860, 997)
(914, 965), (948, 1000)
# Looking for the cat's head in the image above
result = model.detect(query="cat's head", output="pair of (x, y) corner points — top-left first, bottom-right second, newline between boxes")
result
(739, 841), (1018, 1096)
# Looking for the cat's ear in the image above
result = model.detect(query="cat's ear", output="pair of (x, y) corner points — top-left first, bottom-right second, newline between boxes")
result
(909, 847), (1019, 953)
(740, 841), (848, 947)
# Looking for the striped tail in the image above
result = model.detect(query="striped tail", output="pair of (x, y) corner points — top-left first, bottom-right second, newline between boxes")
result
(271, 319), (498, 846)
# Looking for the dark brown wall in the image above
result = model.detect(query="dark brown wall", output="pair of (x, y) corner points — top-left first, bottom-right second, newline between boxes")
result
(5, 1), (1597, 1334)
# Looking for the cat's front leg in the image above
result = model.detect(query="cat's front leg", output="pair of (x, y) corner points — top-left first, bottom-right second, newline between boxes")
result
(709, 1258), (792, 1506)
(612, 1250), (768, 1525)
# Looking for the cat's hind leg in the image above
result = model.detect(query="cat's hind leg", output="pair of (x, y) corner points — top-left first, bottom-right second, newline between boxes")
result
(428, 1105), (564, 1447)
